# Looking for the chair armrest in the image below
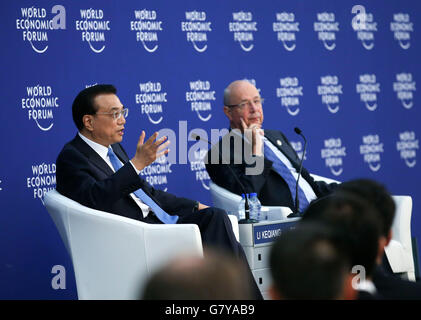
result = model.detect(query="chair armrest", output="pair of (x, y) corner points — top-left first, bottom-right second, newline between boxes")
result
(144, 223), (204, 272)
(385, 240), (412, 274)
(310, 173), (340, 184)
(386, 195), (415, 280)
(228, 215), (239, 242)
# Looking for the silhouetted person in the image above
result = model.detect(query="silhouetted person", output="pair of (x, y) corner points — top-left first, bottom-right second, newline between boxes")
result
(269, 221), (355, 300)
(302, 191), (383, 299)
(337, 179), (421, 300)
(142, 248), (254, 300)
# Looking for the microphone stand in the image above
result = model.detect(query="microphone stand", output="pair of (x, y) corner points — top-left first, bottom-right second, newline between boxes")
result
(241, 194), (256, 224)
(287, 127), (307, 218)
(193, 134), (258, 224)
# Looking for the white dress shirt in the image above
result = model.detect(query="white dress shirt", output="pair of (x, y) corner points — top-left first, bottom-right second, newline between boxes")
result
(78, 132), (150, 218)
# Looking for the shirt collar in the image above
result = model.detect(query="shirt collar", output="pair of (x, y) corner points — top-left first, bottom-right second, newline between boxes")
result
(78, 132), (110, 161)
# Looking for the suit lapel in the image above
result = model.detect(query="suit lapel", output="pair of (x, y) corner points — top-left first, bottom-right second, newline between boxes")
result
(264, 130), (300, 170)
(71, 134), (167, 208)
(71, 134), (115, 176)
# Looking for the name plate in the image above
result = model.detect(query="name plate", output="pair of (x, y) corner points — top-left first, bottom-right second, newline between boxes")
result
(253, 221), (297, 245)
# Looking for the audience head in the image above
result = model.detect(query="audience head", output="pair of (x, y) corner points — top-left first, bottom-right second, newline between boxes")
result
(302, 191), (382, 279)
(269, 221), (353, 300)
(141, 248), (253, 300)
(335, 178), (395, 239)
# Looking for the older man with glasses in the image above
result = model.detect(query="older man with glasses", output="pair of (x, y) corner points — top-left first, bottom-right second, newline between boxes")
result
(205, 80), (337, 213)
(55, 84), (263, 300)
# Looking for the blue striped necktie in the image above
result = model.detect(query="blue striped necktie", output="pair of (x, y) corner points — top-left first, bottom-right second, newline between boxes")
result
(107, 147), (178, 224)
(263, 142), (309, 212)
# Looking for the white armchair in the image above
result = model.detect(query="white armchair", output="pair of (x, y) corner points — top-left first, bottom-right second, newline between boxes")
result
(386, 196), (416, 281)
(209, 180), (293, 221)
(44, 189), (205, 300)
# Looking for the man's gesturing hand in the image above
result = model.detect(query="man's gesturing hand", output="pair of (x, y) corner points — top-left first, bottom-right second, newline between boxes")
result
(131, 131), (170, 171)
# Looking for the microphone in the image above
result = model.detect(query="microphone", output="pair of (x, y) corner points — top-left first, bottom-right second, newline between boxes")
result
(191, 133), (257, 224)
(287, 127), (307, 218)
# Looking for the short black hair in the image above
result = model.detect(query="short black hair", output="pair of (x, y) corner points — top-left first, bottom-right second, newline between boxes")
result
(302, 195), (334, 221)
(302, 191), (382, 278)
(72, 84), (117, 131)
(336, 179), (395, 237)
(269, 221), (350, 299)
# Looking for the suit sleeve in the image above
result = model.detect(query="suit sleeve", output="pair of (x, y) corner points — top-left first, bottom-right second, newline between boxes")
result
(205, 145), (274, 196)
(56, 146), (143, 212)
(56, 146), (196, 215)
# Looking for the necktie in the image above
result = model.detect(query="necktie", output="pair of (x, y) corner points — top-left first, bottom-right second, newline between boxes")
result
(107, 147), (178, 224)
(263, 142), (309, 212)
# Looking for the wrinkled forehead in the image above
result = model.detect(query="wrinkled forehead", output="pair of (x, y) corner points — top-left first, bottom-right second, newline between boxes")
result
(229, 81), (260, 102)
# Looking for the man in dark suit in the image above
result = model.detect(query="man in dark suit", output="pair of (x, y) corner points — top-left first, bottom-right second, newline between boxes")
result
(56, 84), (262, 299)
(206, 80), (336, 212)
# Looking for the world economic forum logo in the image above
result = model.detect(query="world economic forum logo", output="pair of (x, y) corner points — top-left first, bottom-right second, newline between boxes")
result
(356, 74), (380, 111)
(393, 73), (416, 110)
(396, 131), (418, 168)
(181, 11), (212, 52)
(359, 134), (384, 172)
(390, 13), (413, 50)
(273, 12), (299, 51)
(135, 82), (166, 124)
(317, 75), (343, 113)
(21, 85), (59, 131)
(351, 6), (377, 50)
(75, 8), (110, 53)
(229, 11), (257, 52)
(321, 138), (346, 176)
(314, 12), (339, 51)
(16, 5), (66, 53)
(276, 77), (303, 116)
(185, 80), (215, 122)
(26, 162), (56, 204)
(130, 9), (162, 53)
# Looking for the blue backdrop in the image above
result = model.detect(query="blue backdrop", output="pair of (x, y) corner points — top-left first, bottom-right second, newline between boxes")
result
(1, 0), (420, 299)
